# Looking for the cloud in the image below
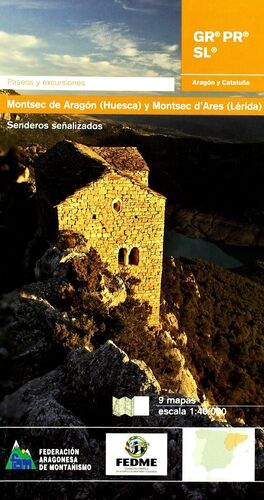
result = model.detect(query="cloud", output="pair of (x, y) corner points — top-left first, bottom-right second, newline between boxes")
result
(0, 23), (180, 79)
(45, 22), (180, 77)
(76, 22), (139, 58)
(74, 21), (178, 67)
(43, 48), (180, 77)
(114, 0), (178, 12)
(0, 0), (60, 9)
(0, 30), (42, 48)
(165, 44), (178, 53)
(44, 53), (157, 77)
(0, 31), (43, 74)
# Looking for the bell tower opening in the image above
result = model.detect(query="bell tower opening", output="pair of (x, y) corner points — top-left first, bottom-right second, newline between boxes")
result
(118, 247), (128, 265)
(129, 247), (139, 265)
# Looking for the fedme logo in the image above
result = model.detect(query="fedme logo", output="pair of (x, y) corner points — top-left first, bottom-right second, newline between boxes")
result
(125, 435), (148, 457)
(116, 435), (157, 467)
(106, 433), (167, 476)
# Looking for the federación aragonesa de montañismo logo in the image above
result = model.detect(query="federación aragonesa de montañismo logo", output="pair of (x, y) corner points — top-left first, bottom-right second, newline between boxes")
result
(5, 440), (37, 470)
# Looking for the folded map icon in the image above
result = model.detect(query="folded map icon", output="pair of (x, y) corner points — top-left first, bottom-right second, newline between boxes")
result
(112, 396), (150, 417)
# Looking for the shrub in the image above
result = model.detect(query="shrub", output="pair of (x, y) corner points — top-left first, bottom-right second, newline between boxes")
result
(161, 256), (264, 407)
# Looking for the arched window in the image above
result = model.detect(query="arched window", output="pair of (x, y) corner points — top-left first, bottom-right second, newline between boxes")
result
(129, 247), (139, 265)
(118, 247), (127, 265)
(112, 199), (122, 212)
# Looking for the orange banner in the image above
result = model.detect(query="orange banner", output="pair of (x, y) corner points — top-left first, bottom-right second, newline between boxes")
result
(182, 0), (264, 92)
(0, 95), (264, 116)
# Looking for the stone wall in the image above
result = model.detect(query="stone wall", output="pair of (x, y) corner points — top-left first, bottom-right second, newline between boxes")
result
(56, 172), (165, 326)
(0, 113), (18, 120)
(130, 170), (149, 186)
(0, 113), (11, 120)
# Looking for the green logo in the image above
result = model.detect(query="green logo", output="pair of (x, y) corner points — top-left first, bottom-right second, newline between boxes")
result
(5, 440), (37, 470)
(125, 436), (149, 458)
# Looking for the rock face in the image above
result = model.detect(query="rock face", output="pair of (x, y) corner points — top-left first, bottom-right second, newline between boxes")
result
(157, 330), (199, 402)
(35, 246), (89, 281)
(178, 367), (199, 401)
(0, 286), (66, 397)
(0, 367), (64, 426)
(0, 338), (214, 450)
(0, 252), (200, 425)
(63, 342), (161, 423)
(35, 247), (65, 280)
(0, 144), (47, 293)
(35, 246), (127, 308)
(65, 341), (161, 399)
(0, 342), (161, 427)
(95, 273), (127, 308)
(170, 208), (264, 246)
(160, 309), (199, 401)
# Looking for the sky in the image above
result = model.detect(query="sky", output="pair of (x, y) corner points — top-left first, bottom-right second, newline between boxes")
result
(0, 0), (181, 79)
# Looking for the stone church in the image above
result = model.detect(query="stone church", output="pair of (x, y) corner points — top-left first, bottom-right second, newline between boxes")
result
(35, 140), (166, 325)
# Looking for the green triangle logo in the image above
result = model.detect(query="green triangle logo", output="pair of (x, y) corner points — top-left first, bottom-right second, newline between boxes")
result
(5, 440), (37, 470)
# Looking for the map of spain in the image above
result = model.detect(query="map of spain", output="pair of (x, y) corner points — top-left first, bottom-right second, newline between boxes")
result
(183, 428), (255, 481)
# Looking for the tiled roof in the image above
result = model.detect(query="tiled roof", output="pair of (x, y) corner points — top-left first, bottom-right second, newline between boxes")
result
(35, 140), (162, 206)
(91, 146), (149, 174)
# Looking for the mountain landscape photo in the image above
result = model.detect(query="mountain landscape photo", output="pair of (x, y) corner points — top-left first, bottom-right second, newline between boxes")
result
(1, 0), (264, 495)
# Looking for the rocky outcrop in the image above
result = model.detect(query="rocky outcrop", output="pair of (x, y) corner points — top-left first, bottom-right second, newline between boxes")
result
(35, 246), (127, 308)
(0, 367), (64, 426)
(63, 342), (161, 423)
(65, 341), (160, 399)
(0, 268), (200, 422)
(95, 273), (127, 308)
(0, 339), (216, 434)
(178, 367), (199, 402)
(16, 144), (46, 187)
(0, 342), (160, 427)
(170, 208), (264, 246)
(0, 286), (66, 397)
(157, 330), (199, 401)
(35, 247), (66, 280)
(160, 309), (199, 401)
(0, 144), (43, 293)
